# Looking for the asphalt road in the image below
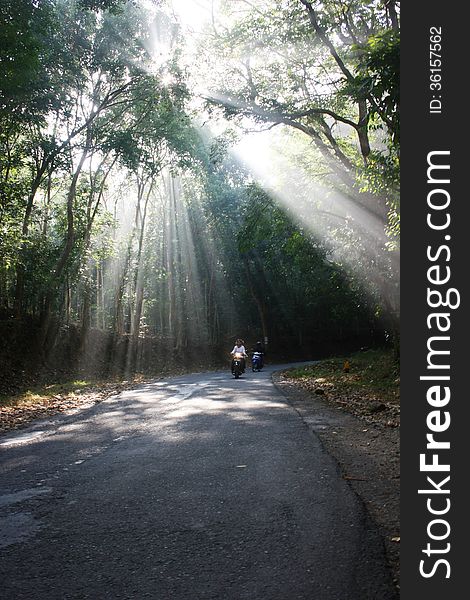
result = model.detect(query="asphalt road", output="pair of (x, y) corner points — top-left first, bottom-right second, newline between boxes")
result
(0, 364), (397, 599)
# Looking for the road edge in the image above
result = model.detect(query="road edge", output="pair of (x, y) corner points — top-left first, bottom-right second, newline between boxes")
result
(271, 369), (400, 594)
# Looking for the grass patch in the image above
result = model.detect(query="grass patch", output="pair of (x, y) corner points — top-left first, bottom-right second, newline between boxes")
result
(0, 380), (91, 409)
(286, 348), (399, 403)
(0, 374), (150, 433)
(0, 376), (142, 410)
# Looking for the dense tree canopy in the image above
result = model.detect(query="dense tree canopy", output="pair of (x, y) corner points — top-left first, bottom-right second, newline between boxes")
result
(0, 0), (400, 374)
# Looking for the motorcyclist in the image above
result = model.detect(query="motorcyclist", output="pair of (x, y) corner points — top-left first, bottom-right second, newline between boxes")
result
(231, 339), (247, 373)
(251, 340), (265, 369)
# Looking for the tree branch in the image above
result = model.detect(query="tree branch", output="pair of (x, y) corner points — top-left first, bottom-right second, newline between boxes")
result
(299, 0), (356, 84)
(286, 107), (359, 130)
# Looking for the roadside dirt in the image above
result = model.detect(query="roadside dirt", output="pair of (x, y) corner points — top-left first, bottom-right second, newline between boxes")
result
(0, 380), (147, 433)
(273, 371), (400, 593)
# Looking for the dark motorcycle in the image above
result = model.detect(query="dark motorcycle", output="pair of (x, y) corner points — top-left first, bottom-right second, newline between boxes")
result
(232, 352), (245, 379)
(251, 351), (263, 372)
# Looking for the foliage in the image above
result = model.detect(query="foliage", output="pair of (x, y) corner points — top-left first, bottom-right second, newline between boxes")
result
(355, 30), (400, 142)
(201, 0), (400, 232)
(234, 183), (377, 343)
(0, 0), (398, 372)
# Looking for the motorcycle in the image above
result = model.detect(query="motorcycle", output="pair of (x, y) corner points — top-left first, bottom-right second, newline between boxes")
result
(251, 351), (263, 372)
(232, 352), (245, 379)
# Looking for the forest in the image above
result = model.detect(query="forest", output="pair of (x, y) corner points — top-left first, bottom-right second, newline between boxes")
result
(0, 0), (400, 385)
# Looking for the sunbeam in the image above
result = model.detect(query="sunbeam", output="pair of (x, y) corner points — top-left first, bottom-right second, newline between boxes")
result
(229, 126), (399, 310)
(0, 0), (400, 386)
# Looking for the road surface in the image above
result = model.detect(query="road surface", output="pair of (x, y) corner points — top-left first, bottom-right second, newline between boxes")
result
(0, 364), (396, 599)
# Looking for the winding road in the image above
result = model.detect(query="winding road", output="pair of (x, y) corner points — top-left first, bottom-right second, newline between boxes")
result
(0, 364), (396, 599)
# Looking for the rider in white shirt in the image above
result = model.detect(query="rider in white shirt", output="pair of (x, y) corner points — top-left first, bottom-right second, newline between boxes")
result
(231, 339), (247, 372)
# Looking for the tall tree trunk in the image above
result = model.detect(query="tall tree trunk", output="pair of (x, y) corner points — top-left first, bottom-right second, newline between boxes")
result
(80, 277), (92, 353)
(131, 182), (151, 338)
(243, 256), (269, 345)
(14, 165), (48, 317)
(384, 0), (399, 31)
(0, 267), (8, 311)
(65, 274), (71, 326)
(39, 138), (91, 354)
(127, 181), (152, 373)
(357, 99), (371, 163)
